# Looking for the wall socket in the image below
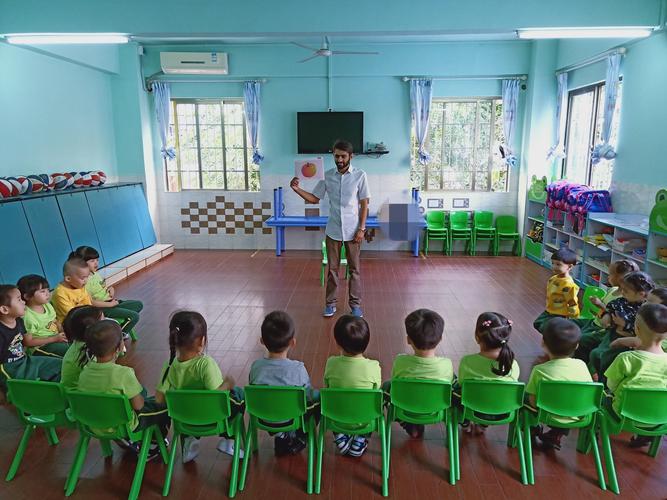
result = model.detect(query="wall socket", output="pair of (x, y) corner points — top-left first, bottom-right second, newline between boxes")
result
(452, 198), (469, 208)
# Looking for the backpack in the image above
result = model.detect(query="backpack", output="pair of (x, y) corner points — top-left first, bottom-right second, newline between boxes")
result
(572, 190), (613, 233)
(546, 181), (585, 219)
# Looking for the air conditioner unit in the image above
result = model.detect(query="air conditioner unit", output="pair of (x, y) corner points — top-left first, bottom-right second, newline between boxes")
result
(160, 52), (229, 75)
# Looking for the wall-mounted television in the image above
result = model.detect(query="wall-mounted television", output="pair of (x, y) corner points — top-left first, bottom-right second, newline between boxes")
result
(297, 112), (364, 154)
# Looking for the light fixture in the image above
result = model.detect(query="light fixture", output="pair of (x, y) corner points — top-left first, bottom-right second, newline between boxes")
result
(5, 33), (129, 44)
(517, 27), (654, 39)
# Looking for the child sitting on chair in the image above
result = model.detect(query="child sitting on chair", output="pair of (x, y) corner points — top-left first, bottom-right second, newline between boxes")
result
(77, 319), (169, 460)
(0, 285), (62, 388)
(155, 311), (241, 463)
(385, 308), (452, 438)
(323, 315), (381, 457)
(51, 257), (92, 324)
(72, 246), (144, 340)
(61, 305), (103, 390)
(17, 274), (69, 357)
(526, 318), (592, 450)
(605, 303), (667, 448)
(533, 248), (580, 334)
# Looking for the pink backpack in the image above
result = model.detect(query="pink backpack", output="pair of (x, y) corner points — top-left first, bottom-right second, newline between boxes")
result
(572, 190), (613, 233)
(546, 181), (585, 219)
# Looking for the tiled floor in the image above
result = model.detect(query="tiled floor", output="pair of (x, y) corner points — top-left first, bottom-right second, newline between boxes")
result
(1, 250), (665, 499)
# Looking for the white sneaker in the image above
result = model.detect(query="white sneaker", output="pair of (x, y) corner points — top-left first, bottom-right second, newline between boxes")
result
(217, 437), (244, 458)
(181, 436), (200, 463)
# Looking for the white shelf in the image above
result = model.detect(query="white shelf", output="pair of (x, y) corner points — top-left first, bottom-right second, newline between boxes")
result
(585, 259), (610, 273)
(588, 213), (649, 237)
(527, 216), (543, 223)
(612, 249), (646, 264)
(647, 258), (667, 270)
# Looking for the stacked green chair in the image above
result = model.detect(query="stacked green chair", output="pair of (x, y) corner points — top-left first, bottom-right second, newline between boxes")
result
(321, 240), (348, 286)
(495, 215), (522, 256)
(316, 388), (388, 496)
(456, 380), (527, 484)
(240, 386), (317, 494)
(449, 211), (473, 255)
(424, 211), (450, 256)
(472, 211), (496, 256)
(5, 380), (76, 482)
(579, 286), (607, 320)
(386, 379), (456, 484)
(163, 389), (246, 498)
(65, 391), (169, 500)
(599, 388), (667, 495)
(522, 381), (606, 490)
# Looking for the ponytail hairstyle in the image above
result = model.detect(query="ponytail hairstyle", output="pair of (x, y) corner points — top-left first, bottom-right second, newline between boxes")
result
(475, 312), (515, 377)
(77, 319), (123, 367)
(162, 310), (208, 383)
(622, 271), (655, 295)
(63, 305), (103, 342)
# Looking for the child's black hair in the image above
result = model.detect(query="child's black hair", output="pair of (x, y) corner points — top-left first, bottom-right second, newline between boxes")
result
(622, 271), (655, 294)
(16, 274), (49, 301)
(637, 303), (667, 336)
(261, 310), (295, 353)
(404, 308), (444, 350)
(63, 305), (103, 343)
(0, 285), (18, 308)
(609, 259), (639, 276)
(333, 315), (370, 355)
(475, 312), (515, 376)
(70, 246), (100, 262)
(551, 247), (577, 265)
(64, 256), (88, 276)
(650, 286), (667, 305)
(542, 318), (581, 357)
(162, 311), (208, 383)
(78, 319), (123, 367)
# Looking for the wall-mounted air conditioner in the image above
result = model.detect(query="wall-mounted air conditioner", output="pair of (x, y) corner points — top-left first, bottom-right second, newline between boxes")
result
(160, 52), (229, 75)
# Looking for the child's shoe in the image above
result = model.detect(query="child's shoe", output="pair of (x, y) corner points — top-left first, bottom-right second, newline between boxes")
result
(629, 435), (653, 448)
(347, 436), (368, 457)
(537, 429), (564, 450)
(287, 433), (307, 455)
(146, 438), (169, 462)
(334, 433), (352, 455)
(399, 421), (425, 438)
(217, 437), (244, 458)
(181, 436), (200, 463)
(114, 438), (139, 453)
(274, 434), (292, 457)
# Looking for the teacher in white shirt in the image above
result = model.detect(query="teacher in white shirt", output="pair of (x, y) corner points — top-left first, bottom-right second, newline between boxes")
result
(290, 139), (370, 318)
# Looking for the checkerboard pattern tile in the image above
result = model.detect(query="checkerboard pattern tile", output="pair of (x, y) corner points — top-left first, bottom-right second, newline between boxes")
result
(180, 196), (272, 235)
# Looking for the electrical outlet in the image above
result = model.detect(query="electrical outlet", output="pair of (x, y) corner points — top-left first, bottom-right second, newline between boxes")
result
(452, 198), (469, 208)
(427, 198), (443, 209)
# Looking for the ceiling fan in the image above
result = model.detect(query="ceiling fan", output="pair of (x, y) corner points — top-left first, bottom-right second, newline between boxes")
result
(291, 36), (379, 63)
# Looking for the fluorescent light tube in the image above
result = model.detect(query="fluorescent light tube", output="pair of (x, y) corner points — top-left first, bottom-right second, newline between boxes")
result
(517, 27), (653, 39)
(5, 33), (129, 44)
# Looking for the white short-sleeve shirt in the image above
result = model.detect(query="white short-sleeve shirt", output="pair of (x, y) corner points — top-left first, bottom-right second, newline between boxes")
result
(312, 165), (370, 241)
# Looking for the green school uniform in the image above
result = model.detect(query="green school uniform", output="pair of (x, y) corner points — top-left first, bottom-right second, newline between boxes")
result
(458, 353), (520, 382)
(390, 354), (453, 381)
(526, 358), (593, 395)
(61, 340), (86, 390)
(86, 272), (111, 301)
(324, 356), (381, 389)
(605, 350), (667, 414)
(156, 355), (223, 393)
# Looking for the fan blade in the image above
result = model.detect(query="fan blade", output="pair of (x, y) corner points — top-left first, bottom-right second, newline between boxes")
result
(291, 41), (320, 51)
(298, 54), (323, 63)
(331, 50), (380, 55)
(324, 35), (330, 48)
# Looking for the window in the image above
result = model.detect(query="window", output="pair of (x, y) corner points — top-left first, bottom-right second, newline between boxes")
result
(410, 98), (508, 192)
(562, 81), (622, 189)
(166, 99), (259, 192)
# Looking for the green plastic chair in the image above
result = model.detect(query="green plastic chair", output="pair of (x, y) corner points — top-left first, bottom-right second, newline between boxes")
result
(239, 386), (316, 494)
(386, 379), (456, 484)
(456, 380), (527, 484)
(424, 211), (450, 256)
(472, 211), (496, 256)
(449, 211), (473, 255)
(579, 286), (607, 320)
(522, 381), (606, 490)
(321, 240), (348, 286)
(163, 389), (246, 498)
(495, 215), (522, 256)
(316, 388), (388, 497)
(599, 388), (667, 495)
(65, 391), (169, 500)
(5, 380), (76, 482)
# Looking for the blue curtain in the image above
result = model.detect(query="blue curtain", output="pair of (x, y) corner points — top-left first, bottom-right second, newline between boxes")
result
(501, 79), (520, 167)
(547, 72), (568, 161)
(152, 82), (176, 160)
(243, 81), (264, 164)
(592, 53), (622, 164)
(409, 79), (433, 165)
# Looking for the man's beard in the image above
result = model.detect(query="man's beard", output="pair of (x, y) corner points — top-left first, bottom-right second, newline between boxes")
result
(336, 160), (350, 171)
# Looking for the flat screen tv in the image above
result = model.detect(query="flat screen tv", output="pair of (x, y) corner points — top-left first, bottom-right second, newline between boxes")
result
(297, 112), (363, 154)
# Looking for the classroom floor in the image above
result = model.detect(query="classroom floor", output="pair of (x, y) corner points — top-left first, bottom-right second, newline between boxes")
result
(1, 250), (665, 499)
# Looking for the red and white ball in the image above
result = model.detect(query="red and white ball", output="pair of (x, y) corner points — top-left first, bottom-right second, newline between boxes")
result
(0, 178), (14, 198)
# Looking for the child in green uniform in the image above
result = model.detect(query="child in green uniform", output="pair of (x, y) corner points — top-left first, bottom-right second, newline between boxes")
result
(610, 287), (667, 353)
(526, 318), (592, 450)
(72, 246), (144, 339)
(323, 315), (381, 457)
(458, 312), (520, 434)
(155, 311), (242, 463)
(533, 248), (581, 333)
(385, 308), (452, 438)
(60, 306), (103, 390)
(0, 285), (61, 387)
(605, 303), (667, 448)
(17, 274), (69, 357)
(77, 319), (169, 459)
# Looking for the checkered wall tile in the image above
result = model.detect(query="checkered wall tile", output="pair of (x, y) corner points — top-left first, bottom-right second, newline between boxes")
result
(180, 196), (272, 235)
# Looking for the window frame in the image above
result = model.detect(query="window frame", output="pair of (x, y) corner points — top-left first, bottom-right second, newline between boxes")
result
(167, 98), (253, 192)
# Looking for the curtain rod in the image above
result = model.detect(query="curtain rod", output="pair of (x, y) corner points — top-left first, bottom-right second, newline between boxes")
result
(556, 47), (626, 75)
(402, 75), (527, 82)
(146, 72), (268, 84)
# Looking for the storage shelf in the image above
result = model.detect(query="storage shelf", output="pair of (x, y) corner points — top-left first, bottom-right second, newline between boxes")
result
(527, 216), (544, 223)
(612, 249), (646, 264)
(647, 258), (667, 270)
(585, 259), (610, 273)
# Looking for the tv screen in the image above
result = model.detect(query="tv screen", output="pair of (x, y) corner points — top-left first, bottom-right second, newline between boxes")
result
(297, 112), (363, 154)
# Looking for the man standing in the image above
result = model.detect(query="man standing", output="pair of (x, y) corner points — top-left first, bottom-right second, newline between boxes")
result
(290, 140), (370, 317)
